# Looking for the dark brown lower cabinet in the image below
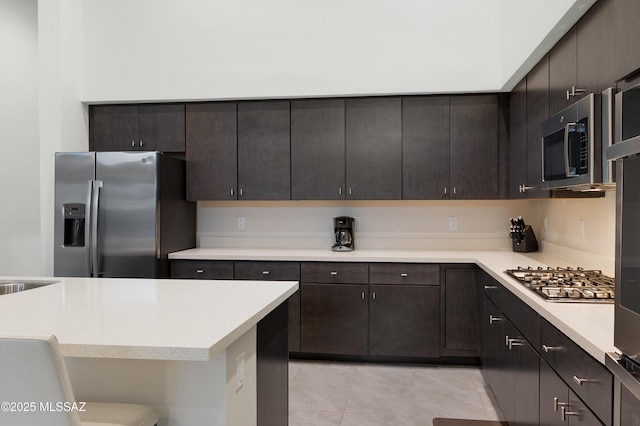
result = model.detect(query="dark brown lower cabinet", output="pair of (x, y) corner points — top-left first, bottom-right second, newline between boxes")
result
(482, 295), (539, 426)
(442, 266), (481, 357)
(540, 359), (602, 426)
(300, 283), (369, 355)
(368, 285), (439, 357)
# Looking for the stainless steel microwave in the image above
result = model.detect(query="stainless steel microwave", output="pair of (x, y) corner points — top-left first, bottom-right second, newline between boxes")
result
(540, 89), (615, 190)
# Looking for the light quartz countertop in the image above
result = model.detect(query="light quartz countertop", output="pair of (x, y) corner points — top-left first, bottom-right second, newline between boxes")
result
(0, 276), (297, 361)
(170, 248), (616, 364)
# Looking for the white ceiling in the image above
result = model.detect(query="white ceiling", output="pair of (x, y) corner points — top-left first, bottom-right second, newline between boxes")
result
(79, 0), (597, 102)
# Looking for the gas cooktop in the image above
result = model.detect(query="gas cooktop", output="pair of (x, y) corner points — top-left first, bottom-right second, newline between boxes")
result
(504, 266), (615, 303)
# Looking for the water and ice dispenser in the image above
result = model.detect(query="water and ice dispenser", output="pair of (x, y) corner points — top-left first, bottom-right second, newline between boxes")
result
(63, 203), (86, 247)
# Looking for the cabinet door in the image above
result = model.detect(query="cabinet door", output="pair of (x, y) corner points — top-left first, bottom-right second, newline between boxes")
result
(549, 27), (578, 116)
(442, 267), (481, 356)
(615, 0), (640, 81)
(345, 97), (402, 200)
(89, 105), (139, 151)
(300, 283), (368, 355)
(540, 359), (568, 426)
(510, 79), (528, 199)
(402, 96), (450, 199)
(526, 56), (551, 198)
(482, 297), (512, 420)
(185, 103), (237, 200)
(567, 389), (605, 426)
(369, 285), (439, 358)
(291, 99), (346, 200)
(577, 0), (615, 95)
(512, 336), (540, 426)
(449, 96), (498, 199)
(237, 101), (291, 200)
(139, 104), (185, 152)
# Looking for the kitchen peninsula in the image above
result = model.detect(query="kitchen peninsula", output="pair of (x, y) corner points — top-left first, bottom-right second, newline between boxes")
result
(0, 276), (297, 426)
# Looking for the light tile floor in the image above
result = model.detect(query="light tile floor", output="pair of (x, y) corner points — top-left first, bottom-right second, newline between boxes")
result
(289, 360), (502, 426)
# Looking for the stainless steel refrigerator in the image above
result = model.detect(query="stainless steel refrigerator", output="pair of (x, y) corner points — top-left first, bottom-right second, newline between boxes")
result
(54, 151), (196, 278)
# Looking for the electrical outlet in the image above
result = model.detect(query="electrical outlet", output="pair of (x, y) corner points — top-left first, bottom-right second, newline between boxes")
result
(579, 219), (585, 239)
(237, 216), (245, 230)
(236, 352), (245, 390)
(449, 216), (458, 231)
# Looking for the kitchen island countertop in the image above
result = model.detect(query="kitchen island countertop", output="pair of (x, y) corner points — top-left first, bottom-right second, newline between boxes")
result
(0, 276), (298, 361)
(170, 247), (615, 364)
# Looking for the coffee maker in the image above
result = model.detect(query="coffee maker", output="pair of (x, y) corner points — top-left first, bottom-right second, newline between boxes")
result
(332, 216), (355, 252)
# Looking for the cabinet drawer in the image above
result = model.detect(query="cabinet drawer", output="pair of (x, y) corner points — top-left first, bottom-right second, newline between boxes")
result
(170, 260), (234, 280)
(369, 263), (439, 285)
(301, 263), (368, 284)
(478, 269), (504, 306)
(541, 320), (613, 425)
(234, 261), (300, 281)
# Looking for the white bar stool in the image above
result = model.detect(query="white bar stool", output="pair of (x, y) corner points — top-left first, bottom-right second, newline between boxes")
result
(0, 334), (159, 426)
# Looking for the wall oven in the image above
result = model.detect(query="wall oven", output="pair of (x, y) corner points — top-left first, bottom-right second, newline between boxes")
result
(541, 88), (615, 190)
(606, 81), (640, 426)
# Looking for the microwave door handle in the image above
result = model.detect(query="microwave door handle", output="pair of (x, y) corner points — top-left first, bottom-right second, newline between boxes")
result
(564, 123), (576, 177)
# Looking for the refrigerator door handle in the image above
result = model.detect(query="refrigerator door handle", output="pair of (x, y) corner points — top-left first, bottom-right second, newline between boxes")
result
(90, 180), (103, 277)
(85, 180), (93, 277)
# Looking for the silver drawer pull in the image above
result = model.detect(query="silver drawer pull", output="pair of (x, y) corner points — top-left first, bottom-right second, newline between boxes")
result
(489, 315), (503, 324)
(561, 406), (580, 421)
(508, 338), (525, 350)
(542, 344), (562, 353)
(196, 269), (204, 273)
(572, 375), (595, 386)
(400, 273), (408, 277)
(553, 397), (569, 412)
(484, 285), (498, 290)
(262, 271), (270, 275)
(361, 291), (365, 299)
(330, 271), (338, 276)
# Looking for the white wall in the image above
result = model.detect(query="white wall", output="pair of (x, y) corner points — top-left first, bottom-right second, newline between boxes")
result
(0, 0), (40, 275)
(196, 200), (533, 250)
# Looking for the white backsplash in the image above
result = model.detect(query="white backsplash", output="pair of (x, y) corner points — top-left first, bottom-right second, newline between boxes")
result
(197, 200), (533, 251)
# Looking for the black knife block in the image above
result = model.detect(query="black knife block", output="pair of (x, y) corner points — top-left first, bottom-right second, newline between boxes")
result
(511, 225), (538, 253)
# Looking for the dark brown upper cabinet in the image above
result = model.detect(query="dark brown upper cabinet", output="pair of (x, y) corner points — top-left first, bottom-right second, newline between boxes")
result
(237, 101), (291, 200)
(185, 103), (238, 201)
(449, 96), (500, 199)
(525, 56), (552, 199)
(549, 0), (615, 115)
(89, 104), (185, 152)
(291, 99), (346, 200)
(615, 0), (640, 81)
(402, 96), (450, 199)
(345, 97), (402, 200)
(510, 79), (528, 198)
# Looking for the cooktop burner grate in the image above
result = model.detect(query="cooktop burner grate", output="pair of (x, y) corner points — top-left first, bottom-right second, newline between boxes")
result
(504, 266), (615, 303)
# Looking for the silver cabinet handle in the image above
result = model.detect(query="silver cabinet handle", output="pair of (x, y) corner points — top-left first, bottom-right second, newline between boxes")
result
(239, 188), (244, 196)
(262, 271), (270, 275)
(444, 187), (447, 195)
(566, 86), (586, 100)
(489, 315), (503, 324)
(553, 397), (569, 412)
(484, 285), (498, 290)
(508, 338), (525, 350)
(505, 335), (510, 346)
(542, 344), (562, 353)
(230, 189), (235, 196)
(139, 140), (144, 147)
(348, 188), (352, 195)
(453, 187), (457, 195)
(372, 292), (376, 300)
(131, 140), (136, 147)
(519, 184), (533, 192)
(196, 269), (204, 273)
(361, 291), (365, 299)
(400, 273), (408, 277)
(338, 188), (342, 195)
(561, 406), (580, 421)
(330, 271), (338, 276)
(572, 375), (596, 386)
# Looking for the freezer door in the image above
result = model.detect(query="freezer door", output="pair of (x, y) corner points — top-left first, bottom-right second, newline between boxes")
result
(96, 152), (159, 278)
(54, 152), (96, 277)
